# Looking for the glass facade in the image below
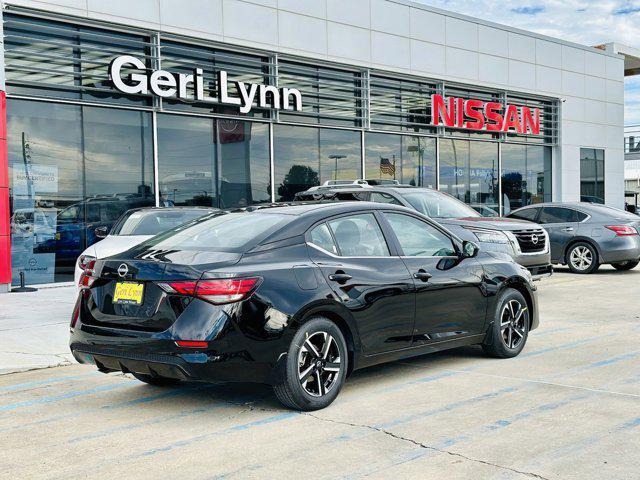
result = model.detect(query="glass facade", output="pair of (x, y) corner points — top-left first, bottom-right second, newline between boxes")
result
(580, 148), (605, 203)
(2, 12), (557, 285)
(365, 133), (435, 188)
(439, 139), (500, 215)
(502, 144), (552, 214)
(274, 125), (362, 201)
(7, 99), (153, 284)
(157, 115), (270, 208)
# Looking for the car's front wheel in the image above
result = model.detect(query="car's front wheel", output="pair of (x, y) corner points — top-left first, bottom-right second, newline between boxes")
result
(567, 242), (599, 274)
(482, 289), (530, 358)
(274, 317), (348, 411)
(611, 260), (639, 271)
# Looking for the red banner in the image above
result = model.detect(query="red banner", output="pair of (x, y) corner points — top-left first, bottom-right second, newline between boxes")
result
(0, 90), (10, 285)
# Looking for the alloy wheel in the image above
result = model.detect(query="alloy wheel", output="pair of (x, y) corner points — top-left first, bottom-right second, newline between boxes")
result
(297, 331), (341, 397)
(569, 246), (593, 271)
(500, 299), (527, 349)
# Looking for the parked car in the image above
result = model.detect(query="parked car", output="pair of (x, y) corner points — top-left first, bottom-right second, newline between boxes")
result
(70, 202), (539, 411)
(74, 207), (218, 286)
(295, 180), (552, 277)
(508, 202), (640, 274)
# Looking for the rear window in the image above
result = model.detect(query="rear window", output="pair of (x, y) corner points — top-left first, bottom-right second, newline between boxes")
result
(136, 212), (291, 252)
(111, 209), (213, 236)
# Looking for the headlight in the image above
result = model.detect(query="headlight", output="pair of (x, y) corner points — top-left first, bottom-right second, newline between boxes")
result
(468, 229), (509, 244)
(77, 254), (96, 271)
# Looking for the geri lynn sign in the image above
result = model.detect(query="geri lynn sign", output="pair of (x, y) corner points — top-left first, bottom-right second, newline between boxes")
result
(108, 55), (303, 114)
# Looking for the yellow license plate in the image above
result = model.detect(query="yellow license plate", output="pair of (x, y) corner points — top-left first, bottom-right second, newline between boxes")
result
(113, 282), (144, 305)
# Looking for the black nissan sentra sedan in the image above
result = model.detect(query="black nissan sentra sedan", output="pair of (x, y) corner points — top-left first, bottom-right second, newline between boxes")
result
(70, 202), (539, 410)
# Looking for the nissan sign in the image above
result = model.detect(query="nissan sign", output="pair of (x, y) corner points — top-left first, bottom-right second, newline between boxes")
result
(108, 55), (303, 114)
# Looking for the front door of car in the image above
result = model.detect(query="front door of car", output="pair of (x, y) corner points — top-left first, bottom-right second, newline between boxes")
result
(378, 211), (487, 343)
(538, 207), (578, 262)
(306, 213), (415, 354)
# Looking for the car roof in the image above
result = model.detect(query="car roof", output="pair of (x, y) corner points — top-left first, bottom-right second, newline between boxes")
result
(126, 206), (219, 213)
(245, 201), (418, 245)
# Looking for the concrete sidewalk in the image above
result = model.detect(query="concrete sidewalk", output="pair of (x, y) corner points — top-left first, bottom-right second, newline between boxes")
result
(0, 285), (77, 374)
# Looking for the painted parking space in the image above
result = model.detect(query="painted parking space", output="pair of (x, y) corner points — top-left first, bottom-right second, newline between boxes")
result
(0, 267), (639, 479)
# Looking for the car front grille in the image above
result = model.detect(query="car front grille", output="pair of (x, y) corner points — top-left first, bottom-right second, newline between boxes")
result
(512, 229), (547, 253)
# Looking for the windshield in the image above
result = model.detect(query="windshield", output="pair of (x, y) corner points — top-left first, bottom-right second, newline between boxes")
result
(400, 191), (480, 219)
(111, 209), (213, 236)
(136, 212), (292, 252)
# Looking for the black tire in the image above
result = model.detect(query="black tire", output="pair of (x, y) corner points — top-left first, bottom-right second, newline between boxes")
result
(482, 289), (530, 359)
(566, 242), (599, 274)
(131, 372), (182, 386)
(273, 317), (348, 411)
(611, 260), (639, 271)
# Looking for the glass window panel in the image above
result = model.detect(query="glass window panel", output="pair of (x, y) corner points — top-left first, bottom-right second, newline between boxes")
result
(158, 114), (217, 207)
(509, 207), (540, 222)
(328, 214), (389, 257)
(580, 148), (605, 203)
(539, 207), (578, 224)
(469, 141), (499, 215)
(83, 107), (155, 240)
(309, 223), (338, 254)
(365, 133), (435, 188)
(439, 139), (470, 203)
(501, 144), (552, 215)
(384, 213), (455, 257)
(274, 125), (362, 201)
(219, 120), (271, 208)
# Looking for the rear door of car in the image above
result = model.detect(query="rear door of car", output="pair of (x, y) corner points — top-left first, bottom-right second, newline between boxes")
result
(377, 211), (488, 343)
(306, 212), (415, 354)
(537, 207), (580, 262)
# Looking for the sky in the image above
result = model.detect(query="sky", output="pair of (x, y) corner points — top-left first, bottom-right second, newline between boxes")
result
(415, 0), (640, 125)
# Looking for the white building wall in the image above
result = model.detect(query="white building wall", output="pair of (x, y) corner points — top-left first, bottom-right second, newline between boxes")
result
(2, 0), (627, 207)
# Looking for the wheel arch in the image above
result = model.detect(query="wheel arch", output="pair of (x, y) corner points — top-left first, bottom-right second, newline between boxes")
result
(501, 277), (535, 330)
(291, 302), (361, 377)
(562, 237), (602, 265)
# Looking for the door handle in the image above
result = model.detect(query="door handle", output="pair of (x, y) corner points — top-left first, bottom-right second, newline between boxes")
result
(413, 269), (432, 282)
(564, 227), (574, 232)
(328, 272), (352, 284)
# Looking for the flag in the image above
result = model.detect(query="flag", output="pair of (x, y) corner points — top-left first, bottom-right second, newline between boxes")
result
(379, 156), (395, 176)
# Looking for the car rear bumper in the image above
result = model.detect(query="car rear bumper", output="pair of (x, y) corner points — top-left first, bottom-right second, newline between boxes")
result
(599, 237), (640, 264)
(70, 321), (284, 385)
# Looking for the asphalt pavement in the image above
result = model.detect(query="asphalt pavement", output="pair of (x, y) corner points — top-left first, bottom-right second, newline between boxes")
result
(0, 267), (639, 479)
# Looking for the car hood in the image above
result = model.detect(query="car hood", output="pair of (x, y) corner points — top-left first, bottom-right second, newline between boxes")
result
(89, 235), (155, 259)
(438, 216), (541, 231)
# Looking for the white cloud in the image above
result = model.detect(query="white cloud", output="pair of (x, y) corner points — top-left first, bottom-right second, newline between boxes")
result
(415, 0), (640, 124)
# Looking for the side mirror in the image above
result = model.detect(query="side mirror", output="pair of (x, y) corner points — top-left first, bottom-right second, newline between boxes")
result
(462, 240), (479, 258)
(95, 226), (109, 239)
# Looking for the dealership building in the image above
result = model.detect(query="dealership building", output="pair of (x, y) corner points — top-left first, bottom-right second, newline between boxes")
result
(0, 0), (630, 290)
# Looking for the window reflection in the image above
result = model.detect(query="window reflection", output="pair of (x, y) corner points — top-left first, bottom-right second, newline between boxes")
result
(580, 148), (605, 204)
(365, 132), (436, 187)
(502, 144), (552, 215)
(274, 125), (362, 201)
(8, 99), (154, 285)
(439, 139), (498, 215)
(157, 114), (271, 208)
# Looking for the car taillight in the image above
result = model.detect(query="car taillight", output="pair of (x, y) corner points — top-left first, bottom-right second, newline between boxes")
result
(605, 225), (639, 236)
(78, 254), (96, 271)
(159, 277), (261, 305)
(79, 259), (97, 289)
(175, 340), (208, 348)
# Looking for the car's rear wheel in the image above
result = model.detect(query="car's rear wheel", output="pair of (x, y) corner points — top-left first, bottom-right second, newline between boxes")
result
(482, 289), (530, 358)
(567, 242), (599, 274)
(611, 260), (639, 271)
(274, 317), (348, 411)
(131, 372), (182, 387)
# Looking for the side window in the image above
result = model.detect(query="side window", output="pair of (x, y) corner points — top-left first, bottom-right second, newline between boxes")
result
(309, 223), (338, 254)
(575, 211), (588, 222)
(384, 213), (456, 257)
(539, 207), (577, 224)
(509, 207), (539, 222)
(328, 214), (389, 257)
(370, 192), (402, 205)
